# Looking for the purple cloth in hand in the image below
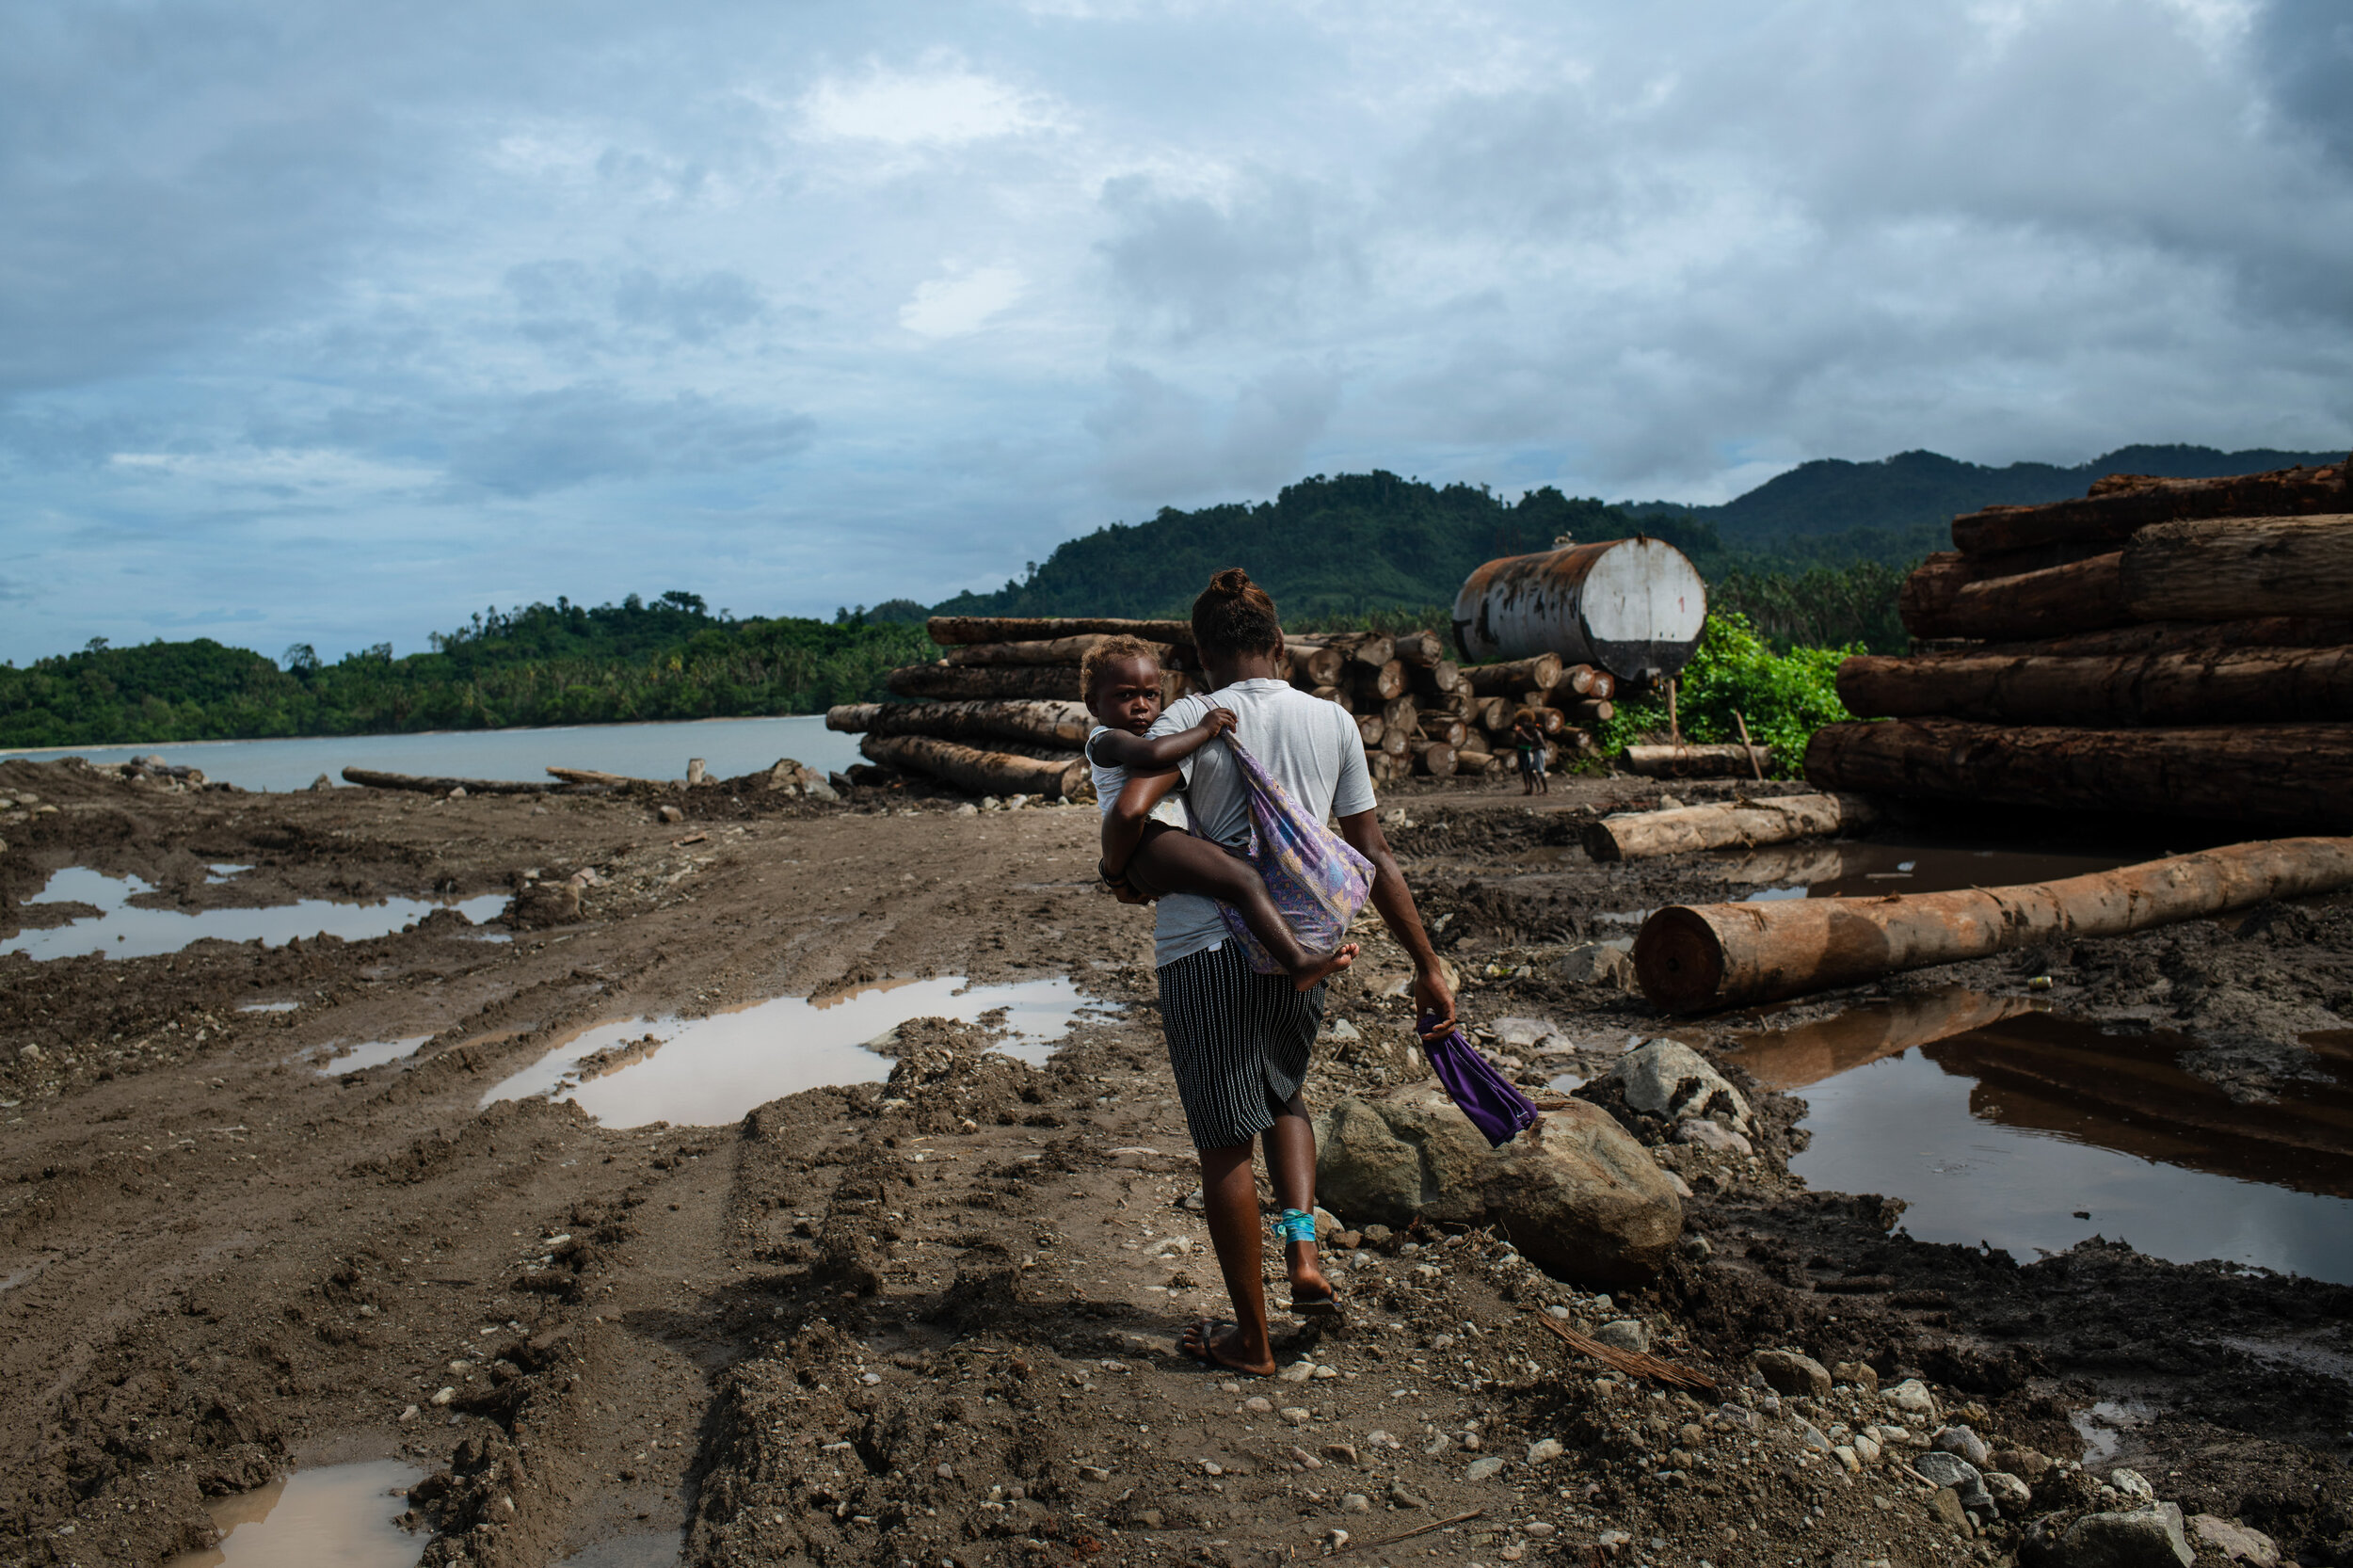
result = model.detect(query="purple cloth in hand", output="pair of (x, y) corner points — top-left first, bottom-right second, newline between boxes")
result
(1422, 1013), (1543, 1147)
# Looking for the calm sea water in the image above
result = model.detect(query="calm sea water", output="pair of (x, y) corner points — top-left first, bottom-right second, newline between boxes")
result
(0, 714), (862, 794)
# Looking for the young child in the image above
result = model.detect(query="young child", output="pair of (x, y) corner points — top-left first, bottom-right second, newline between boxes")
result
(1511, 711), (1548, 796)
(1082, 635), (1358, 992)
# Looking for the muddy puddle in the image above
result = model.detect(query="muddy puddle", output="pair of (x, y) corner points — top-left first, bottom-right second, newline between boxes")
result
(481, 975), (1108, 1128)
(1733, 991), (2353, 1282)
(164, 1458), (423, 1568)
(312, 1035), (433, 1074)
(3, 867), (507, 961)
(1717, 840), (2137, 901)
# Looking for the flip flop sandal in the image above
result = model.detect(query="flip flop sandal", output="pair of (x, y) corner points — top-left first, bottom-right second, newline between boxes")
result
(1289, 1287), (1342, 1320)
(1177, 1320), (1270, 1377)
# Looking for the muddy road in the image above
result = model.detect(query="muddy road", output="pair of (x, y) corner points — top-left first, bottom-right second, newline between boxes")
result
(0, 758), (2346, 1568)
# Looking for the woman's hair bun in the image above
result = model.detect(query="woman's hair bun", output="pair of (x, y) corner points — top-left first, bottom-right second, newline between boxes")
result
(1192, 566), (1282, 658)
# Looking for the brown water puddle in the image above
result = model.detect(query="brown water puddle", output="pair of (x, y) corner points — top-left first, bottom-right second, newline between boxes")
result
(165, 1459), (422, 1567)
(1730, 993), (2353, 1281)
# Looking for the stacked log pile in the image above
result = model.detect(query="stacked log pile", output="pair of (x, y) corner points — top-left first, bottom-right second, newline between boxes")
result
(829, 616), (1627, 795)
(1806, 456), (2353, 826)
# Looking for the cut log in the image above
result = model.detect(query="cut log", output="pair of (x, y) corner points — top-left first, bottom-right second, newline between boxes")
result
(1622, 744), (1771, 779)
(1556, 663), (1599, 696)
(1409, 660), (1465, 697)
(888, 664), (1081, 701)
(1353, 659), (1408, 702)
(1950, 460), (2348, 555)
(1445, 690), (1482, 721)
(1285, 642), (1327, 686)
(1804, 717), (2353, 826)
(1305, 645), (1350, 687)
(1455, 746), (1495, 775)
(1555, 697), (1615, 725)
(1464, 653), (1563, 696)
(1525, 706), (1566, 737)
(1478, 696), (1515, 731)
(2121, 514), (2353, 622)
(1345, 634), (1396, 670)
(1417, 714), (1469, 747)
(1411, 740), (1458, 778)
(1313, 684), (1353, 712)
(1902, 552), (2128, 641)
(545, 766), (648, 787)
(1835, 644), (2353, 726)
(1381, 727), (1412, 758)
(1394, 631), (1447, 667)
(927, 616), (1197, 646)
(1633, 837), (2353, 1014)
(1971, 616), (2353, 660)
(825, 699), (1092, 750)
(341, 767), (552, 795)
(942, 633), (1169, 667)
(1589, 670), (1616, 701)
(1582, 792), (1878, 864)
(1382, 695), (1420, 732)
(1356, 712), (1386, 747)
(857, 733), (1087, 799)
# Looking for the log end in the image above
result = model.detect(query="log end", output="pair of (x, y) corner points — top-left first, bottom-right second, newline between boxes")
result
(1633, 906), (1730, 1015)
(1580, 821), (1625, 863)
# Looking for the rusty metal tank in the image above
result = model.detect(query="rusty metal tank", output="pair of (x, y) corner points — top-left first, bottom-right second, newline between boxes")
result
(1452, 536), (1707, 682)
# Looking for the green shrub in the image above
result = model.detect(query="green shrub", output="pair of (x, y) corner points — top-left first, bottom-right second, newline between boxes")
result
(1592, 613), (1855, 777)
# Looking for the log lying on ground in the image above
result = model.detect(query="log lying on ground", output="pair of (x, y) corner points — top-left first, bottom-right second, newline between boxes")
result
(1903, 552), (2128, 641)
(1417, 714), (1468, 747)
(1836, 644), (2353, 726)
(1803, 717), (2353, 826)
(1622, 744), (1771, 779)
(888, 664), (1080, 701)
(1950, 459), (2348, 555)
(1464, 653), (1563, 696)
(857, 734), (1087, 799)
(1555, 697), (1615, 725)
(942, 633), (1170, 667)
(1971, 616), (2353, 660)
(1634, 836), (2353, 1014)
(1455, 746), (1495, 775)
(927, 616), (1195, 646)
(341, 767), (552, 795)
(2121, 514), (2353, 621)
(1411, 740), (1458, 777)
(825, 699), (1091, 750)
(545, 766), (651, 787)
(1583, 792), (1878, 864)
(1355, 712), (1386, 747)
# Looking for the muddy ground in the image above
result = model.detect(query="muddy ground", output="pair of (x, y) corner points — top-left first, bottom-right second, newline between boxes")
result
(0, 757), (2346, 1568)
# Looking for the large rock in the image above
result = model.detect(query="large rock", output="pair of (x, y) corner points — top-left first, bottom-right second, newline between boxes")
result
(1606, 1040), (1753, 1132)
(1316, 1084), (1682, 1285)
(1753, 1349), (1832, 1398)
(2058, 1504), (2194, 1568)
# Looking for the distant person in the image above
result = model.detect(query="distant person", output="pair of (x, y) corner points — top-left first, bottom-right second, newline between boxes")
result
(1512, 711), (1548, 796)
(1081, 637), (1358, 992)
(1102, 568), (1457, 1378)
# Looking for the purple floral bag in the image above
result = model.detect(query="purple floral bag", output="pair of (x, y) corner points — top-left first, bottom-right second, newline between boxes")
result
(1191, 734), (1375, 972)
(1422, 1012), (1543, 1146)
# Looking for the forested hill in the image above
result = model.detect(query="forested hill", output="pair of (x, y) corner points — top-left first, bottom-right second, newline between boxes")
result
(931, 474), (1648, 622)
(934, 444), (2346, 620)
(0, 593), (932, 749)
(1620, 443), (2347, 565)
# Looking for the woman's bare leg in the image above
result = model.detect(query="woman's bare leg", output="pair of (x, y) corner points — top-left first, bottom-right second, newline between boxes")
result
(1263, 1090), (1331, 1305)
(1178, 1141), (1279, 1376)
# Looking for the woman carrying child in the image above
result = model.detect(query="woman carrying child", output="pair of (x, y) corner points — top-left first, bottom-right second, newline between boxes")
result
(1099, 568), (1457, 1379)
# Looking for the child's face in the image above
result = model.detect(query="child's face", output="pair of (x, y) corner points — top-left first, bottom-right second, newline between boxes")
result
(1087, 656), (1163, 734)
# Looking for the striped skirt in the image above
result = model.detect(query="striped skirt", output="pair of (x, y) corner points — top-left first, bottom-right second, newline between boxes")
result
(1158, 940), (1324, 1150)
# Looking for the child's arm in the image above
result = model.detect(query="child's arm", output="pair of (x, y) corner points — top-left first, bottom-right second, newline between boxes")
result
(1090, 706), (1237, 773)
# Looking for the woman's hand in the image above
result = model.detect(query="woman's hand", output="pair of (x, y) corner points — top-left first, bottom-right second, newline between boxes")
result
(1413, 963), (1457, 1042)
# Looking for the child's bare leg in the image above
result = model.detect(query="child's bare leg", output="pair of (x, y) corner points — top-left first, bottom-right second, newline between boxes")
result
(1129, 834), (1357, 992)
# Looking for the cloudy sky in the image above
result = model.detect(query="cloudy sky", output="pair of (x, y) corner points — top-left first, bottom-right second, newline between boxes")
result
(3, 0), (2349, 664)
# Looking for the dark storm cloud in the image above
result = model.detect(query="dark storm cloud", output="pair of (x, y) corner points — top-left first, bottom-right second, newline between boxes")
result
(0, 0), (2346, 662)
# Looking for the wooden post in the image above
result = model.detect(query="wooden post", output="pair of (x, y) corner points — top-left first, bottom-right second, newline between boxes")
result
(1732, 712), (1764, 781)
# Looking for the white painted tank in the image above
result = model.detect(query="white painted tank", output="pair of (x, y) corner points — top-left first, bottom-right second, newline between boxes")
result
(1452, 537), (1708, 682)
